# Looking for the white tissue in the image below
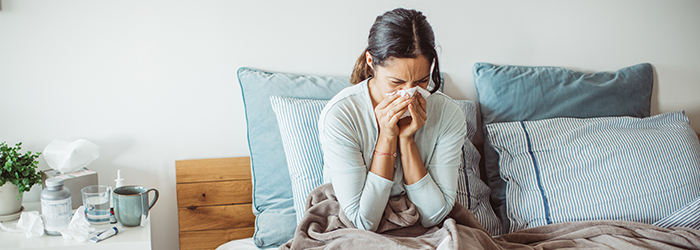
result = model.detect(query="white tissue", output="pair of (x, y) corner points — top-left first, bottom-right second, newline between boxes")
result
(386, 86), (431, 99)
(0, 211), (44, 238)
(385, 86), (431, 119)
(43, 139), (100, 174)
(59, 205), (95, 242)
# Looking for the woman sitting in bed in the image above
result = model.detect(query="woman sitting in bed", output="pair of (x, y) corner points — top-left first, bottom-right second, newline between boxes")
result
(318, 8), (467, 232)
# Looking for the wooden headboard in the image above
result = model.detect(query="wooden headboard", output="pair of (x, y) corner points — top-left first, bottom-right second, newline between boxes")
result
(176, 157), (256, 250)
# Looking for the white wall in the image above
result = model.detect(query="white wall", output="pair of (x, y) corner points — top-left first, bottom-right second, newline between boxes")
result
(1, 1), (698, 249)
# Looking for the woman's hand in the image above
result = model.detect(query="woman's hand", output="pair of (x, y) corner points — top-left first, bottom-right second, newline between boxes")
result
(398, 94), (428, 185)
(374, 93), (410, 139)
(398, 94), (427, 139)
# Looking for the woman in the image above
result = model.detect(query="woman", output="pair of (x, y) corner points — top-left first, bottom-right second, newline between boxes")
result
(319, 8), (467, 231)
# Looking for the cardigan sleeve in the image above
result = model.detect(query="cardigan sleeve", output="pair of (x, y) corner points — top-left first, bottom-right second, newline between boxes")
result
(319, 102), (393, 231)
(404, 103), (466, 227)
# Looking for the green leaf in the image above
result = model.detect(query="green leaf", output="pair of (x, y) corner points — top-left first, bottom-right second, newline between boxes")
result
(0, 141), (43, 194)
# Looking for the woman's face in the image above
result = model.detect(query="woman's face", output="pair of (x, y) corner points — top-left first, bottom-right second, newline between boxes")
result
(368, 53), (431, 104)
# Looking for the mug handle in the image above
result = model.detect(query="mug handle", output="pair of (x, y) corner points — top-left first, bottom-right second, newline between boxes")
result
(147, 188), (159, 211)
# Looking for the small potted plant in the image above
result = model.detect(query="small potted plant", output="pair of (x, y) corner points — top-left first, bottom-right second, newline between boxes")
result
(0, 141), (42, 218)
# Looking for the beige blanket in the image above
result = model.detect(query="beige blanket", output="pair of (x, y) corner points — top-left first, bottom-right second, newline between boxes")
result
(281, 184), (700, 250)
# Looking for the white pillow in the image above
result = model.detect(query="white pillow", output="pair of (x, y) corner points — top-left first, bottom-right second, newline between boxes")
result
(486, 110), (700, 233)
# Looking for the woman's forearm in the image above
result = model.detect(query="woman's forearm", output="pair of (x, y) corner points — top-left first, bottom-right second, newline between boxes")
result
(369, 132), (397, 180)
(399, 136), (427, 185)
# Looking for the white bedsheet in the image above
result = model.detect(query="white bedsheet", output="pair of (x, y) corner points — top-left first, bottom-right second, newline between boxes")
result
(216, 235), (451, 250)
(216, 237), (274, 250)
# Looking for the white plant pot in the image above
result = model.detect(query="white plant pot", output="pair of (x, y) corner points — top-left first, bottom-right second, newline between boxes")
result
(0, 182), (23, 215)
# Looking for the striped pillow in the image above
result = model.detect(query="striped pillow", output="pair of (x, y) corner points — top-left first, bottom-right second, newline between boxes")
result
(454, 100), (503, 236)
(486, 110), (700, 233)
(653, 196), (700, 230)
(270, 96), (329, 224)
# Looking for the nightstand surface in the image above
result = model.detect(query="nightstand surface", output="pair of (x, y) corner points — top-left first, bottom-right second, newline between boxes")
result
(0, 201), (152, 250)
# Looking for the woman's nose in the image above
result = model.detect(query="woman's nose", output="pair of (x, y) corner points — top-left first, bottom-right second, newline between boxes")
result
(404, 83), (418, 89)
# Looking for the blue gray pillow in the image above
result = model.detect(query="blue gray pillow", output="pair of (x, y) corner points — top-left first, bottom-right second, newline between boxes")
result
(237, 67), (350, 248)
(473, 62), (654, 230)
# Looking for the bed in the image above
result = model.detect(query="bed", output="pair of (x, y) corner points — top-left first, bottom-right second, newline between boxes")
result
(176, 63), (700, 250)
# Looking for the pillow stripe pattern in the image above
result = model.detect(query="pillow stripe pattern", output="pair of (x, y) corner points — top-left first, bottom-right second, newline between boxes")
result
(455, 100), (503, 236)
(270, 96), (329, 224)
(487, 110), (700, 233)
(518, 121), (552, 225)
(653, 196), (700, 230)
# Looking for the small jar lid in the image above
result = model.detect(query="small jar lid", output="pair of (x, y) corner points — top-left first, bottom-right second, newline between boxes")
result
(45, 178), (64, 188)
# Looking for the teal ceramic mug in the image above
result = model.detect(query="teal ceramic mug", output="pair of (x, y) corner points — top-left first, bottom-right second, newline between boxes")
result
(113, 186), (159, 227)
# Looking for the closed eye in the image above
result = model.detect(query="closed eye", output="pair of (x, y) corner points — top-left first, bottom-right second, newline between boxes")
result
(417, 75), (430, 83)
(388, 75), (430, 85)
(389, 78), (406, 85)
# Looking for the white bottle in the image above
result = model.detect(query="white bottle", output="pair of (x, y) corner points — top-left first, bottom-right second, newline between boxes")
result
(115, 169), (125, 188)
(110, 169), (124, 224)
(41, 178), (72, 236)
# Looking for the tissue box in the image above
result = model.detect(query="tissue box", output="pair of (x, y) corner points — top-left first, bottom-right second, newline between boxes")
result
(42, 168), (98, 209)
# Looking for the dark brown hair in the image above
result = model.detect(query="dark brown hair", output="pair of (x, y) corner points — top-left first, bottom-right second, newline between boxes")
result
(350, 8), (441, 93)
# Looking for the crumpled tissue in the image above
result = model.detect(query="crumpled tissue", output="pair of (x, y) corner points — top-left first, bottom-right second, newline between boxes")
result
(386, 86), (431, 119)
(0, 211), (45, 238)
(43, 139), (100, 174)
(59, 205), (95, 242)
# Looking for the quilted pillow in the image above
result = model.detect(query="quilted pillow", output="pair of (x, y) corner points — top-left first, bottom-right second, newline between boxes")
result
(473, 62), (654, 229)
(237, 67), (350, 248)
(486, 110), (700, 233)
(454, 100), (503, 236)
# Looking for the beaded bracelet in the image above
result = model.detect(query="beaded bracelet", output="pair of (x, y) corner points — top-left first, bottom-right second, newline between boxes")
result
(373, 150), (397, 158)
